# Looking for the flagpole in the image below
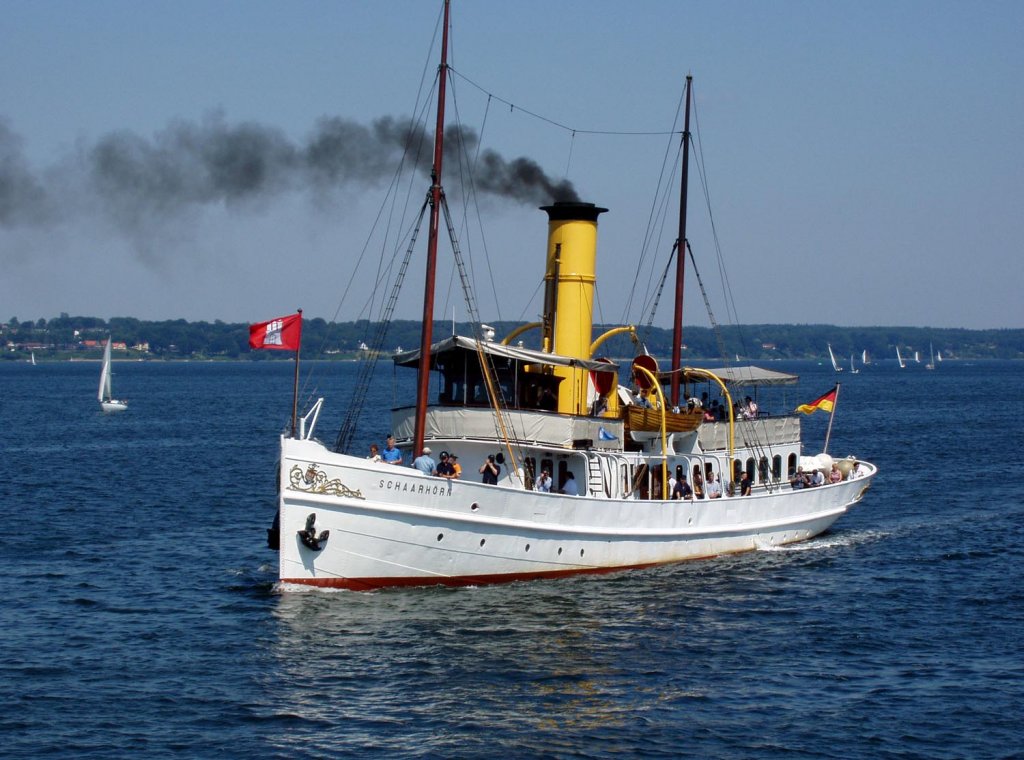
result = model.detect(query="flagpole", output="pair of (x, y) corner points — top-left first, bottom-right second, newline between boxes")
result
(823, 382), (840, 454)
(291, 309), (302, 438)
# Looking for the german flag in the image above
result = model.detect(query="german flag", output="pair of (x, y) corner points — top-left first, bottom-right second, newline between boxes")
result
(796, 386), (837, 415)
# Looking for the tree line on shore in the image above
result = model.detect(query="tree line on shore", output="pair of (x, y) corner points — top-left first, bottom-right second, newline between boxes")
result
(3, 313), (1023, 361)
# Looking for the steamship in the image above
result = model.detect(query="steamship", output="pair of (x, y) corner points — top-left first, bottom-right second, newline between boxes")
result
(272, 1), (876, 590)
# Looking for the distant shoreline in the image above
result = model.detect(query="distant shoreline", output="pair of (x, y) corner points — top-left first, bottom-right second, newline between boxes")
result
(4, 317), (1023, 361)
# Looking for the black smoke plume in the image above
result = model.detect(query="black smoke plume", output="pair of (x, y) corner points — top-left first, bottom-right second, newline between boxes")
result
(0, 114), (579, 234)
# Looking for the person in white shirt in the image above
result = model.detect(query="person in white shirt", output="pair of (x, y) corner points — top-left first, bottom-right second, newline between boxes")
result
(535, 469), (553, 492)
(706, 472), (723, 499)
(561, 471), (579, 495)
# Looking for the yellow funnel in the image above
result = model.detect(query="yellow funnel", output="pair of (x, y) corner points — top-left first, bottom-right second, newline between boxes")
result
(540, 202), (607, 415)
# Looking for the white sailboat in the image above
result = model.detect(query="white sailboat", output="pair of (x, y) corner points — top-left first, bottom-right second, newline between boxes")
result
(925, 343), (936, 370)
(862, 349), (870, 365)
(937, 350), (943, 362)
(914, 351), (921, 364)
(828, 343), (843, 372)
(269, 1), (876, 590)
(896, 346), (906, 368)
(30, 351), (36, 366)
(850, 353), (859, 374)
(98, 338), (127, 412)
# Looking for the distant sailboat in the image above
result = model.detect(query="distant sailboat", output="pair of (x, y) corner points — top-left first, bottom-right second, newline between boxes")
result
(98, 338), (128, 412)
(925, 342), (936, 370)
(896, 346), (906, 368)
(828, 343), (842, 372)
(862, 349), (870, 365)
(850, 353), (860, 374)
(30, 351), (36, 366)
(914, 351), (921, 364)
(937, 350), (944, 362)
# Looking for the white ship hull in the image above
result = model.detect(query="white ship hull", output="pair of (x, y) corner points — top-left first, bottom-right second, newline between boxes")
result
(278, 437), (874, 590)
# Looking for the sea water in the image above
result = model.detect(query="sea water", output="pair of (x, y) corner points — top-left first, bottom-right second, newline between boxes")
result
(1, 359), (1022, 758)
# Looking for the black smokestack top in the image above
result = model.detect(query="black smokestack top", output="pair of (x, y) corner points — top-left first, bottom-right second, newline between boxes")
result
(0, 114), (580, 232)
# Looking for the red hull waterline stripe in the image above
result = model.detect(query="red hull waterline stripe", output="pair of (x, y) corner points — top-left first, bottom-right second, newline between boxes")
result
(282, 555), (719, 592)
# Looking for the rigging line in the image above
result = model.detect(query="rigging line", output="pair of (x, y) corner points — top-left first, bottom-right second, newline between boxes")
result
(441, 193), (482, 328)
(622, 85), (687, 326)
(638, 157), (680, 330)
(685, 240), (729, 364)
(690, 90), (748, 358)
(336, 197), (431, 453)
(334, 82), (441, 451)
(448, 78), (505, 326)
(441, 196), (520, 471)
(298, 101), (430, 406)
(450, 68), (680, 136)
(642, 243), (677, 338)
(563, 129), (576, 182)
(633, 153), (679, 342)
(515, 278), (545, 325)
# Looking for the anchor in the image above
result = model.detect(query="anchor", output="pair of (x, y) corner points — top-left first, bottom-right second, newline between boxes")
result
(298, 512), (330, 551)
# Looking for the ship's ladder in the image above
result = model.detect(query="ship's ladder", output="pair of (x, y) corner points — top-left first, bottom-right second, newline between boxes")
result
(586, 454), (606, 499)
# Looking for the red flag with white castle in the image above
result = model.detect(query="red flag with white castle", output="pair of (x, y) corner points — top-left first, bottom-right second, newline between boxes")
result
(249, 313), (302, 351)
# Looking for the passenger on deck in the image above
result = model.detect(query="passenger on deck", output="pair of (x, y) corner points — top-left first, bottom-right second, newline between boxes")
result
(672, 473), (693, 500)
(744, 396), (759, 419)
(448, 453), (462, 479)
(739, 471), (753, 496)
(790, 467), (805, 489)
(367, 443), (382, 463)
(851, 461), (867, 479)
(381, 435), (403, 465)
(706, 472), (723, 499)
(812, 469), (826, 487)
(535, 469), (553, 493)
(829, 463), (843, 483)
(560, 471), (579, 496)
(693, 471), (706, 499)
(479, 455), (501, 484)
(436, 451), (455, 478)
(411, 447), (437, 476)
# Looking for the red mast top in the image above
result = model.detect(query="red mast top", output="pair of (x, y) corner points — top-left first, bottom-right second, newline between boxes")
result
(412, 0), (451, 457)
(670, 75), (692, 407)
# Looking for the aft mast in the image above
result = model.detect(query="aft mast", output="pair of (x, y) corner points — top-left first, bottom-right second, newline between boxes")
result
(670, 75), (692, 407)
(413, 0), (451, 458)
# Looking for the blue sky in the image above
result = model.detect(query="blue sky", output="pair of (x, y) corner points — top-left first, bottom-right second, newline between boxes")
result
(2, 0), (1022, 329)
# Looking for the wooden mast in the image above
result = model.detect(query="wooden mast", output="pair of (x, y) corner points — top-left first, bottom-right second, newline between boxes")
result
(413, 0), (451, 457)
(670, 75), (692, 407)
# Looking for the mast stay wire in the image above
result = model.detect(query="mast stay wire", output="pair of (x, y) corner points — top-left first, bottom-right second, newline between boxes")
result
(690, 90), (749, 361)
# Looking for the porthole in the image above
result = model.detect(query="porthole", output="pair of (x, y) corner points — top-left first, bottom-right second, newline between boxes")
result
(470, 502), (479, 511)
(557, 547), (563, 555)
(525, 544), (531, 552)
(479, 538), (486, 547)
(580, 549), (585, 557)
(437, 533), (444, 542)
